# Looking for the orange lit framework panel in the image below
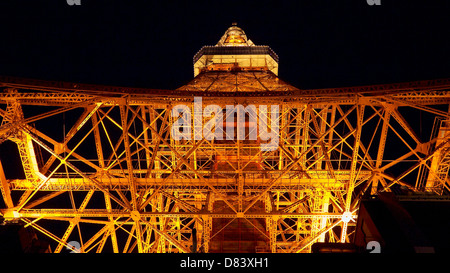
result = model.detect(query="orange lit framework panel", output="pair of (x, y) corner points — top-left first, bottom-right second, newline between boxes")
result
(0, 75), (449, 253)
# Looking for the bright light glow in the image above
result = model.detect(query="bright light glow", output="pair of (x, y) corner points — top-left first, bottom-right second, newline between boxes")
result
(342, 211), (352, 223)
(225, 35), (246, 45)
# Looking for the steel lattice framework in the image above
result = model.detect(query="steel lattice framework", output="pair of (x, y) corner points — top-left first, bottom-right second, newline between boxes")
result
(0, 25), (449, 253)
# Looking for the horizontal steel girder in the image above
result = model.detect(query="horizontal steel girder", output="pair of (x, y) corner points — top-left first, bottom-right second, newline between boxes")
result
(8, 171), (370, 190)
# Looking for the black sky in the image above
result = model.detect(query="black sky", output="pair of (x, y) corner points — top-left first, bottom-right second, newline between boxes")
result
(0, 0), (449, 90)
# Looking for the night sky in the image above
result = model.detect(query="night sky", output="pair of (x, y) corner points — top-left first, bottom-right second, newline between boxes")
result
(0, 0), (449, 90)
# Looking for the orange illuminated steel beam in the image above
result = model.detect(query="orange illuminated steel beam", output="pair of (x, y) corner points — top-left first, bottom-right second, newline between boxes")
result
(1, 76), (450, 105)
(6, 175), (356, 191)
(0, 159), (13, 208)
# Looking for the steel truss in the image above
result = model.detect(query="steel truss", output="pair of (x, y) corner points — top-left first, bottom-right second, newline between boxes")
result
(0, 76), (449, 253)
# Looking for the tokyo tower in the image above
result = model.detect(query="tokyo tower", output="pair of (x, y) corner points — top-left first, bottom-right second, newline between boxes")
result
(0, 23), (449, 253)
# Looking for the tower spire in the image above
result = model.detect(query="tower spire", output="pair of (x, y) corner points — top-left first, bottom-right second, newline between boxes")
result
(216, 23), (254, 46)
(192, 23), (279, 77)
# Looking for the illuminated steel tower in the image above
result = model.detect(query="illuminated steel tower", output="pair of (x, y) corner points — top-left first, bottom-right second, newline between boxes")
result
(0, 23), (449, 253)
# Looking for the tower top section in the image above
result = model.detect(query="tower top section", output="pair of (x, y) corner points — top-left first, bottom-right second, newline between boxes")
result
(193, 23), (279, 77)
(216, 23), (255, 46)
